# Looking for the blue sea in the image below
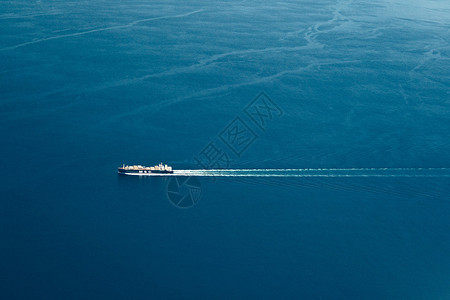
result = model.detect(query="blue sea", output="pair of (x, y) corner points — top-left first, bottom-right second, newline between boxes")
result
(1, 0), (450, 299)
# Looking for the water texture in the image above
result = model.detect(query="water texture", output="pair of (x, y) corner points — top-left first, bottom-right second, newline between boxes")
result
(1, 0), (450, 299)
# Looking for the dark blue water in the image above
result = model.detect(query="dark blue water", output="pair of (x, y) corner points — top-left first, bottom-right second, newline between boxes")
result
(1, 0), (450, 299)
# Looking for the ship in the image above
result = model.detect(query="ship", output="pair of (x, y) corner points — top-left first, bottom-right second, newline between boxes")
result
(118, 163), (173, 175)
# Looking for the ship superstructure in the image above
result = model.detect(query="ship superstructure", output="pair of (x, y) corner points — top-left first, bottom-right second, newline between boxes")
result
(118, 163), (173, 175)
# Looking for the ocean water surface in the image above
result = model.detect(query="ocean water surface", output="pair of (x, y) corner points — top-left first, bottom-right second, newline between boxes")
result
(1, 0), (450, 299)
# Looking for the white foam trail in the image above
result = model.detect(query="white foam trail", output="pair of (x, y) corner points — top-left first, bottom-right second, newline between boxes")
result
(121, 168), (450, 177)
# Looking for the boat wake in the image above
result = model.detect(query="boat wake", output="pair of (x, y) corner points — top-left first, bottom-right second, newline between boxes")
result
(126, 168), (450, 177)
